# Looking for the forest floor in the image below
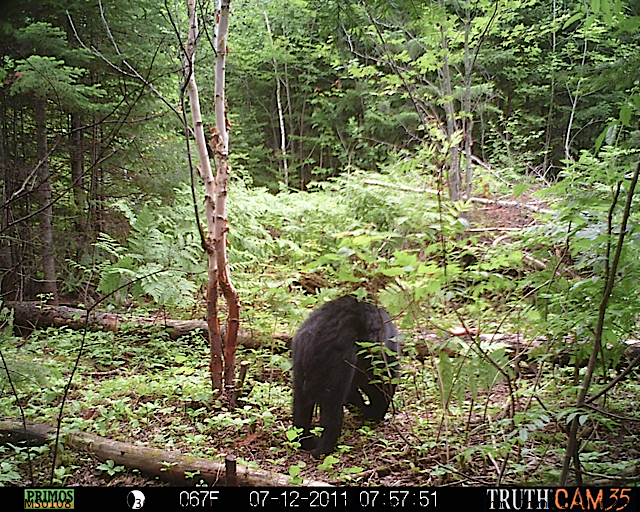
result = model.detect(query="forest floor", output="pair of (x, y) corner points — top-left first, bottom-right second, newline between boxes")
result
(9, 349), (640, 488)
(5, 199), (640, 488)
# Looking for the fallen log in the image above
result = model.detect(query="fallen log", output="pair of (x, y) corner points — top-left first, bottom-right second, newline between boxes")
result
(5, 302), (290, 347)
(7, 301), (207, 339)
(0, 419), (328, 487)
(364, 179), (553, 214)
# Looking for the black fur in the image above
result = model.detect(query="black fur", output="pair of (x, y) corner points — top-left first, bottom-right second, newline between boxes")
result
(292, 295), (400, 457)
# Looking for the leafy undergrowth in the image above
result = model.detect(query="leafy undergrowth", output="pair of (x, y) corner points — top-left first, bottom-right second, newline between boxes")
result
(5, 159), (640, 486)
(2, 322), (640, 487)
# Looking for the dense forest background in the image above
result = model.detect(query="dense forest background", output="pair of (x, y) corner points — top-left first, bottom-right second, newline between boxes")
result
(1, 0), (640, 488)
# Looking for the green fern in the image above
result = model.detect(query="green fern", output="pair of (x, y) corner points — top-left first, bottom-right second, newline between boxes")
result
(94, 196), (206, 309)
(0, 356), (59, 391)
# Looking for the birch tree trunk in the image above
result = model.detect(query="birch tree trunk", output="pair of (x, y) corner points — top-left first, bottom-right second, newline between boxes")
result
(212, 0), (240, 398)
(183, 0), (239, 396)
(264, 10), (288, 188)
(564, 32), (588, 161)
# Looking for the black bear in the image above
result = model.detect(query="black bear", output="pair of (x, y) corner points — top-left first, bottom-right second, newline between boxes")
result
(292, 295), (400, 457)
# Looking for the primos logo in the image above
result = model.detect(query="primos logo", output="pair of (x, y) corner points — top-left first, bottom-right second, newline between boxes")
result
(24, 489), (75, 509)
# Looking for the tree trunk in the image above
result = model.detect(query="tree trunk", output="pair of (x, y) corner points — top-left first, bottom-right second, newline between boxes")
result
(462, 11), (474, 202)
(184, 0), (239, 398)
(564, 33), (588, 161)
(542, 0), (558, 175)
(184, 0), (224, 393)
(213, 0), (240, 399)
(0, 92), (14, 299)
(70, 113), (87, 239)
(89, 114), (102, 233)
(264, 10), (288, 188)
(34, 97), (59, 304)
(1, 103), (26, 301)
(439, 23), (461, 201)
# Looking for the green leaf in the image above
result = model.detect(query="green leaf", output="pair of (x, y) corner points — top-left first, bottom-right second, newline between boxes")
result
(318, 455), (339, 471)
(620, 104), (632, 126)
(563, 11), (584, 29)
(380, 267), (408, 276)
(343, 466), (365, 474)
(513, 183), (529, 198)
(595, 123), (618, 151)
(289, 465), (302, 477)
(392, 251), (418, 267)
(519, 428), (529, 442)
(286, 428), (301, 442)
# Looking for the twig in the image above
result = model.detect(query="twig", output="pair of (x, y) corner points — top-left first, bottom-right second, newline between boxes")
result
(585, 351), (640, 405)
